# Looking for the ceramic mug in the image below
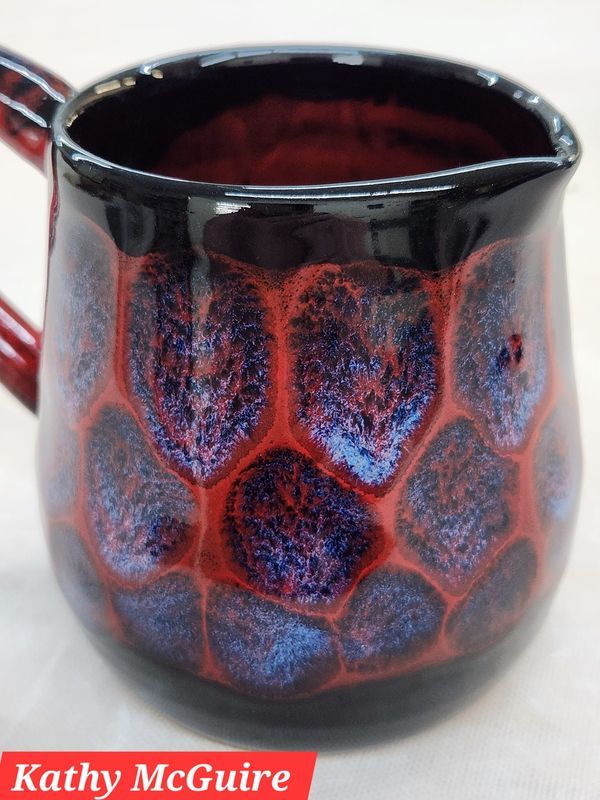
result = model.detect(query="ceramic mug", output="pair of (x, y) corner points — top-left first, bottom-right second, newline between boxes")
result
(0, 45), (582, 747)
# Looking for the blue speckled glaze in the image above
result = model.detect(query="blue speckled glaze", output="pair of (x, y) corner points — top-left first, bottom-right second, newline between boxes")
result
(454, 239), (548, 450)
(206, 584), (338, 698)
(535, 403), (581, 526)
(48, 524), (108, 631)
(534, 402), (581, 572)
(225, 448), (381, 605)
(46, 219), (115, 417)
(126, 251), (273, 485)
(337, 567), (445, 669)
(39, 419), (79, 516)
(447, 538), (537, 653)
(112, 572), (203, 672)
(289, 266), (438, 490)
(85, 406), (196, 581)
(397, 418), (517, 593)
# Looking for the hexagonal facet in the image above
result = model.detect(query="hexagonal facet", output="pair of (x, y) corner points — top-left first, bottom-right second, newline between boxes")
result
(447, 538), (537, 653)
(288, 264), (439, 490)
(337, 567), (446, 670)
(453, 239), (548, 450)
(46, 218), (115, 417)
(225, 448), (382, 606)
(535, 403), (581, 529)
(112, 572), (203, 672)
(86, 406), (196, 581)
(396, 418), (517, 593)
(127, 251), (274, 485)
(534, 402), (581, 570)
(48, 524), (108, 631)
(39, 421), (80, 518)
(206, 583), (338, 698)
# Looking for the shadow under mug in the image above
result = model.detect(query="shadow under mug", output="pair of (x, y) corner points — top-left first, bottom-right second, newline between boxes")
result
(0, 45), (582, 747)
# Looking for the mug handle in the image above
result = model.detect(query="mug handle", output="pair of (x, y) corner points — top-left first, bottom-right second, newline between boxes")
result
(0, 48), (73, 412)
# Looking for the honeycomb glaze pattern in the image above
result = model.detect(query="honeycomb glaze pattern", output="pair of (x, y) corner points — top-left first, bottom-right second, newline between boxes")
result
(40, 224), (580, 702)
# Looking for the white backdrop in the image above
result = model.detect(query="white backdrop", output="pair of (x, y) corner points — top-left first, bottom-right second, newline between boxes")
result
(1, 1), (599, 798)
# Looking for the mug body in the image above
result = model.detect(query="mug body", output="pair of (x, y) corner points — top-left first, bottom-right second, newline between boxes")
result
(37, 48), (581, 746)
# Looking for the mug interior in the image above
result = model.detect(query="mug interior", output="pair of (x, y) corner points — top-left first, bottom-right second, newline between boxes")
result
(66, 52), (557, 186)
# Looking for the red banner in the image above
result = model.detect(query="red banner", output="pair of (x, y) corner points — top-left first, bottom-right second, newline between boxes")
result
(0, 753), (317, 800)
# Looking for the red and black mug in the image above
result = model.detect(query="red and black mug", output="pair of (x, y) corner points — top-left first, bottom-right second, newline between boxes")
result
(0, 45), (582, 747)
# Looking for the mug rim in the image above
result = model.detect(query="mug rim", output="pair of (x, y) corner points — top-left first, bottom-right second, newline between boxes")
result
(53, 45), (582, 200)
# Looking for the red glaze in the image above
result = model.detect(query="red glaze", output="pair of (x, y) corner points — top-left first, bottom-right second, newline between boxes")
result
(0, 46), (582, 745)
(0, 48), (71, 171)
(0, 49), (71, 411)
(0, 296), (40, 412)
(154, 95), (511, 185)
(40, 229), (580, 699)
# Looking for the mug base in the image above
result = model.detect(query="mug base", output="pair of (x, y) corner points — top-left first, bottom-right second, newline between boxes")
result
(86, 592), (554, 750)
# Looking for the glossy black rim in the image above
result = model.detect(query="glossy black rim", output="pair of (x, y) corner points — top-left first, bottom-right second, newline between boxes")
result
(53, 46), (581, 200)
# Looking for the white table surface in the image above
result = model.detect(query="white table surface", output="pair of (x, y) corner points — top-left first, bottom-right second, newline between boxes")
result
(1, 1), (599, 797)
